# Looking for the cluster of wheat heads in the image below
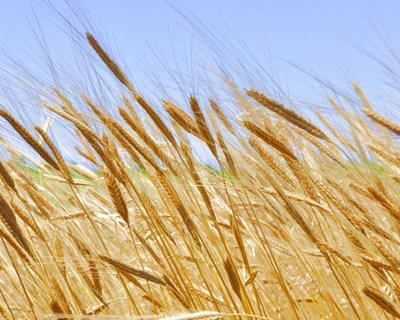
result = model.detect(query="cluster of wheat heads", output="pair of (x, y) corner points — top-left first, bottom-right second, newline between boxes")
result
(0, 32), (399, 319)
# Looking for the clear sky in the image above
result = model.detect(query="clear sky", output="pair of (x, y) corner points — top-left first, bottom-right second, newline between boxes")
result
(0, 0), (400, 86)
(0, 0), (399, 164)
(0, 1), (399, 92)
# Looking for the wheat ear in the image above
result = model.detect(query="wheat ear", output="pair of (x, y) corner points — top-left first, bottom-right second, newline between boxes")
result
(244, 120), (296, 160)
(99, 255), (165, 285)
(103, 167), (129, 224)
(363, 108), (400, 136)
(363, 285), (400, 318)
(163, 100), (203, 140)
(189, 96), (218, 157)
(86, 33), (136, 93)
(210, 99), (236, 135)
(0, 109), (60, 170)
(247, 89), (329, 141)
(0, 160), (16, 193)
(0, 194), (32, 257)
(35, 126), (72, 183)
(134, 94), (178, 148)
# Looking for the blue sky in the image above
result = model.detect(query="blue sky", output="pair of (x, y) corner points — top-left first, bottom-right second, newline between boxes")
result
(0, 1), (398, 90)
(0, 1), (399, 91)
(0, 1), (399, 164)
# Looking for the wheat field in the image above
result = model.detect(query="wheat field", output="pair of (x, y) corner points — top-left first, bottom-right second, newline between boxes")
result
(0, 32), (399, 319)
